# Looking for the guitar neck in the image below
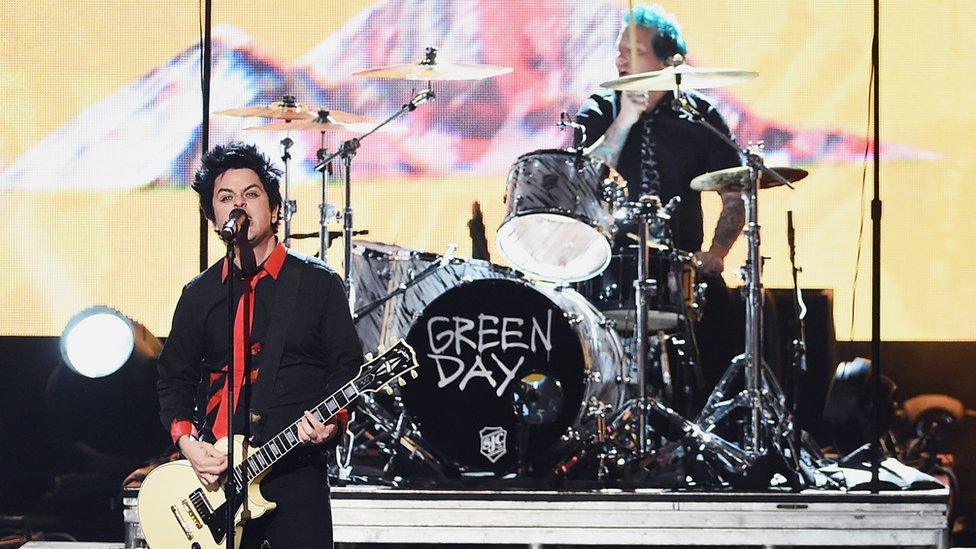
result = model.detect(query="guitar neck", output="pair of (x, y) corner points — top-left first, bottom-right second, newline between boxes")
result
(230, 383), (359, 489)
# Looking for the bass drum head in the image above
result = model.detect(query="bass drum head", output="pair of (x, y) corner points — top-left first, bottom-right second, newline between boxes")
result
(402, 279), (586, 472)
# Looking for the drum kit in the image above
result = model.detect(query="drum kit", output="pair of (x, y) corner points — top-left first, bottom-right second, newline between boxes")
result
(216, 47), (819, 489)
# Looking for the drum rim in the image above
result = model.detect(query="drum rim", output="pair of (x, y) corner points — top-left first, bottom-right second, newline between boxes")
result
(499, 207), (617, 237)
(496, 214), (615, 283)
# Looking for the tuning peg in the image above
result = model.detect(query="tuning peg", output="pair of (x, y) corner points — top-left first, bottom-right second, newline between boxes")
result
(410, 370), (419, 379)
(388, 337), (399, 347)
(364, 352), (374, 361)
(377, 343), (386, 353)
(382, 385), (394, 395)
(397, 377), (407, 386)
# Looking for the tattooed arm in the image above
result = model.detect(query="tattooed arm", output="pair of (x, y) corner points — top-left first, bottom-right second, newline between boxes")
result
(695, 190), (745, 276)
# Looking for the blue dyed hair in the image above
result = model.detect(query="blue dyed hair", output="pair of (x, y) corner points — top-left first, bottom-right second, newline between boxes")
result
(623, 4), (688, 62)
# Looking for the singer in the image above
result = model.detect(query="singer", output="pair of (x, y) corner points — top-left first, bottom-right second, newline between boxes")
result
(574, 5), (745, 391)
(157, 142), (363, 548)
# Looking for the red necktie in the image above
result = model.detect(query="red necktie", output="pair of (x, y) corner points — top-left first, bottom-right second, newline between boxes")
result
(211, 270), (268, 440)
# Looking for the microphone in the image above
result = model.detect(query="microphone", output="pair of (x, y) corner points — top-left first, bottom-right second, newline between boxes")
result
(219, 208), (250, 242)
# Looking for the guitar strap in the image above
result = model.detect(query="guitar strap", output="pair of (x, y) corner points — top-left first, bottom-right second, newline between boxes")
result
(248, 248), (306, 443)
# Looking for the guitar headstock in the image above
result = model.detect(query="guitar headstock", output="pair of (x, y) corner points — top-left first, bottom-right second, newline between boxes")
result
(353, 339), (419, 395)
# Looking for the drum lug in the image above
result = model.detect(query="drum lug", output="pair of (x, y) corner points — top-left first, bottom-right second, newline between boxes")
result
(599, 317), (616, 330)
(563, 312), (583, 325)
(588, 371), (603, 383)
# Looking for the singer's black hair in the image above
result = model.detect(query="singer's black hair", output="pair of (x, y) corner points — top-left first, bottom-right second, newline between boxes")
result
(191, 142), (283, 233)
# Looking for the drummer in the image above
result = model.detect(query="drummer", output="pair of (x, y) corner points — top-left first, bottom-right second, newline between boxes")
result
(575, 5), (745, 380)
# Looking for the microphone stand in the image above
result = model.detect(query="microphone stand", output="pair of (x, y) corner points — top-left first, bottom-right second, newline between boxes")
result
(223, 237), (237, 549)
(315, 87), (436, 309)
(786, 210), (808, 477)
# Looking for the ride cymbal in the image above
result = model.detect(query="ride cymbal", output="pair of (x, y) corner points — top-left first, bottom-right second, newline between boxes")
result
(690, 166), (809, 192)
(601, 65), (758, 92)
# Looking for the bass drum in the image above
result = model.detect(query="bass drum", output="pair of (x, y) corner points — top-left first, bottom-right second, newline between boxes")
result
(351, 241), (625, 472)
(400, 278), (625, 472)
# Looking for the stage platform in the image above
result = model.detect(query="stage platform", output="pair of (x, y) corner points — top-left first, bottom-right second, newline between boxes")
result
(22, 485), (950, 548)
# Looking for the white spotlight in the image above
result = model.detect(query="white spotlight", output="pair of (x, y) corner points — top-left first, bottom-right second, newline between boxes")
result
(60, 306), (160, 379)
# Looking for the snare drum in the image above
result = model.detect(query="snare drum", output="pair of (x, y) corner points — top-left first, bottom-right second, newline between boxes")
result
(497, 149), (625, 282)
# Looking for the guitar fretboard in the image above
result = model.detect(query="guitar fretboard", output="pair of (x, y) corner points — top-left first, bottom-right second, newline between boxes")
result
(230, 382), (361, 491)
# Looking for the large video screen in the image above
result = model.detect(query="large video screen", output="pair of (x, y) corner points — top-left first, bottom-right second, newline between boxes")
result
(1, 1), (973, 340)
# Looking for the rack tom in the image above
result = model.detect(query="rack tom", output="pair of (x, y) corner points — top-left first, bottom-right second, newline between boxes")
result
(497, 149), (625, 282)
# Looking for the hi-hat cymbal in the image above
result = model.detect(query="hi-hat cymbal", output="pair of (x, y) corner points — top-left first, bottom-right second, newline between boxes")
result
(601, 65), (758, 92)
(352, 61), (512, 81)
(244, 109), (376, 133)
(690, 166), (809, 192)
(215, 100), (318, 121)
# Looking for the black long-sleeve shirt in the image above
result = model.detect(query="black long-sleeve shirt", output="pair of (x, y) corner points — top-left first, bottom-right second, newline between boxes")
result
(575, 89), (742, 252)
(157, 243), (363, 444)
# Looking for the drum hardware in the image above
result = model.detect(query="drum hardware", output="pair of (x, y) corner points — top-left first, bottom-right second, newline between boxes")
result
(631, 194), (664, 456)
(230, 102), (378, 251)
(280, 136), (296, 246)
(321, 47), (510, 307)
(659, 64), (816, 486)
(287, 229), (369, 241)
(312, 87), (436, 305)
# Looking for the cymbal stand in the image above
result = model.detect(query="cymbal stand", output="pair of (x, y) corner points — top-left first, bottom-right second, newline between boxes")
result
(315, 87), (436, 309)
(632, 194), (660, 456)
(281, 135), (296, 247)
(669, 74), (808, 482)
(316, 130), (339, 262)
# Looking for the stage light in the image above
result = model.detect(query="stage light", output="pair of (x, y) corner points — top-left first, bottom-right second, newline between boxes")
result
(59, 306), (161, 378)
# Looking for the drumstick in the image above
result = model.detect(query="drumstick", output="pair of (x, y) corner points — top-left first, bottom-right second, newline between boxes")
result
(628, 0), (639, 75)
(625, 233), (697, 263)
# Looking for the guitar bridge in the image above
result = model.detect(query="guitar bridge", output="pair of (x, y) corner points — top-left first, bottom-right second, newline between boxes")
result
(170, 505), (195, 540)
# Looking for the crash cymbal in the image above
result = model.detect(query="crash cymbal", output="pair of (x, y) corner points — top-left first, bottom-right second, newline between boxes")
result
(690, 166), (809, 192)
(601, 65), (758, 92)
(214, 98), (317, 121)
(352, 61), (512, 81)
(243, 109), (376, 133)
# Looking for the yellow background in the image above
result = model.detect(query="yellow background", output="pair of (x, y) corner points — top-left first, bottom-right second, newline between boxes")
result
(1, 1), (974, 340)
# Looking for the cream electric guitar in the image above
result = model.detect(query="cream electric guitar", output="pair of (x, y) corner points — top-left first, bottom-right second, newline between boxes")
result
(138, 340), (418, 549)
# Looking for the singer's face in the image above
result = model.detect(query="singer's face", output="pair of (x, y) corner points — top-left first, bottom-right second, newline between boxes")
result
(615, 26), (665, 77)
(212, 168), (279, 249)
